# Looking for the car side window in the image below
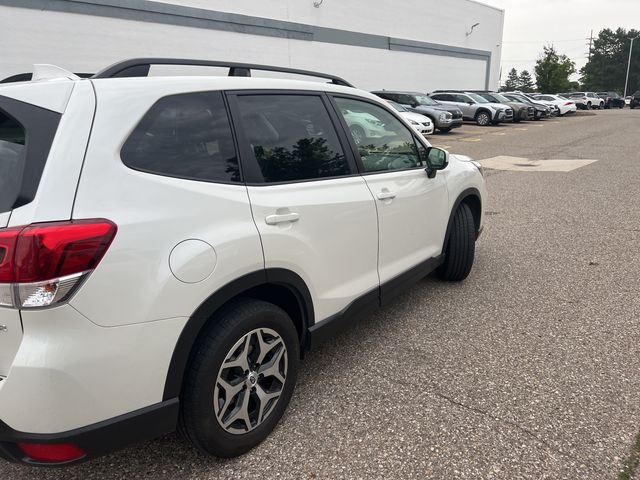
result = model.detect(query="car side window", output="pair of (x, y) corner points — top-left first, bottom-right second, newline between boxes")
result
(121, 91), (240, 183)
(456, 94), (472, 103)
(334, 97), (423, 173)
(234, 94), (350, 183)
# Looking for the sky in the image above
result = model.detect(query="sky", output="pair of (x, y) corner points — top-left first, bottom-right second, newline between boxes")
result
(479, 0), (640, 83)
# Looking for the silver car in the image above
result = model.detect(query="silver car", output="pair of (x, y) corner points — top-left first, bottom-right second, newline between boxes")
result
(430, 91), (513, 126)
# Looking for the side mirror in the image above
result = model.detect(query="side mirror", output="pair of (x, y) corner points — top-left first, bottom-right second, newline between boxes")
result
(425, 147), (449, 178)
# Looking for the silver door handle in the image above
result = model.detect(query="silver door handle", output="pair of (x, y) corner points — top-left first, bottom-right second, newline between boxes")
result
(265, 212), (300, 225)
(376, 191), (396, 200)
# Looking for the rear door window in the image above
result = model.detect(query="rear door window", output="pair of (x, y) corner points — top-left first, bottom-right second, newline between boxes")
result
(232, 94), (351, 183)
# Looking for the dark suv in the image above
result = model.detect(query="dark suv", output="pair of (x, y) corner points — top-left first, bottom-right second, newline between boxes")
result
(630, 91), (640, 109)
(372, 91), (463, 133)
(597, 92), (625, 109)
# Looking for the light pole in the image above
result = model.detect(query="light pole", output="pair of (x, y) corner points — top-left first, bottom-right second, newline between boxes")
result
(624, 35), (639, 98)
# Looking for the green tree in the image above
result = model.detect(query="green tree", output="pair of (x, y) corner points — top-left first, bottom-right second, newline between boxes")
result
(519, 70), (536, 92)
(534, 45), (576, 93)
(503, 68), (520, 91)
(580, 28), (640, 94)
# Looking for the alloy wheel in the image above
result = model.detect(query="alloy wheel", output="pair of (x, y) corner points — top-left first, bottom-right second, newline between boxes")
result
(214, 328), (288, 435)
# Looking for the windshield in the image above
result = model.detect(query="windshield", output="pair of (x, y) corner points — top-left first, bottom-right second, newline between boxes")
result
(508, 94), (529, 104)
(570, 92), (585, 97)
(467, 93), (489, 104)
(492, 93), (511, 103)
(414, 95), (439, 106)
(387, 100), (407, 112)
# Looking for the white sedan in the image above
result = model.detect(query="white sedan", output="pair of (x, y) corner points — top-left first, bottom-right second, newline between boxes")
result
(385, 100), (434, 135)
(533, 94), (578, 116)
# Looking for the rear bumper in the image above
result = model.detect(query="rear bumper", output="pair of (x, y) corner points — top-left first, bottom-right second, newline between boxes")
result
(0, 399), (178, 466)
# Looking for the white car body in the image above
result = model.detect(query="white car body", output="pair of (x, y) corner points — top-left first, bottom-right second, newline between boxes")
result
(0, 62), (485, 465)
(567, 92), (604, 109)
(384, 100), (434, 135)
(533, 94), (577, 116)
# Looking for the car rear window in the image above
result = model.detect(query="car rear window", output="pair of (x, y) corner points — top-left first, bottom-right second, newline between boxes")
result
(121, 91), (240, 183)
(0, 111), (25, 213)
(0, 97), (60, 214)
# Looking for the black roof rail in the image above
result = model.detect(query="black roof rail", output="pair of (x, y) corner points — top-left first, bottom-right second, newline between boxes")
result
(92, 58), (355, 87)
(1, 72), (93, 84)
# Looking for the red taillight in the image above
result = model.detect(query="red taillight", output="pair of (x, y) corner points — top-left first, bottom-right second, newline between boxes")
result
(0, 219), (116, 308)
(17, 442), (86, 463)
(564, 102), (573, 106)
(0, 227), (21, 283)
(14, 220), (117, 283)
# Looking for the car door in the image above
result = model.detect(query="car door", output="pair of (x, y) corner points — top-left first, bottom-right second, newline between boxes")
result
(454, 94), (476, 119)
(227, 92), (380, 323)
(331, 96), (449, 301)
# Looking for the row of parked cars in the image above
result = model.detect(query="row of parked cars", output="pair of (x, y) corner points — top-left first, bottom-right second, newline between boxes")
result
(558, 91), (640, 110)
(367, 89), (577, 134)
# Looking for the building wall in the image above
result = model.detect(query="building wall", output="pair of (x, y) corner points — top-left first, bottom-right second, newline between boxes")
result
(0, 0), (504, 91)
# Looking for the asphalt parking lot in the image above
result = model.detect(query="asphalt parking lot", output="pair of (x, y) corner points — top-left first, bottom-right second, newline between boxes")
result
(2, 109), (639, 480)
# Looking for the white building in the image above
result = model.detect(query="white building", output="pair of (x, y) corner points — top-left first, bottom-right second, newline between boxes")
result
(0, 0), (504, 91)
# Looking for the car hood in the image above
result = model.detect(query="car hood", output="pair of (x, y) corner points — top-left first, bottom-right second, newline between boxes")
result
(412, 105), (456, 115)
(505, 101), (528, 110)
(400, 111), (431, 123)
(483, 102), (510, 110)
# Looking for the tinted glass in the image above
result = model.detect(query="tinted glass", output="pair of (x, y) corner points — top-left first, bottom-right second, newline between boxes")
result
(0, 111), (25, 212)
(414, 95), (439, 106)
(236, 95), (349, 183)
(121, 91), (240, 183)
(467, 93), (489, 103)
(335, 97), (422, 173)
(387, 101), (407, 112)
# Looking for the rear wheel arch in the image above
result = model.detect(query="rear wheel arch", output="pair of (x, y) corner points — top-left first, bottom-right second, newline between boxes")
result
(162, 269), (313, 400)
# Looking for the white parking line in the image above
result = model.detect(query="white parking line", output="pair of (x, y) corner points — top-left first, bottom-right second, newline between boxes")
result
(479, 156), (597, 172)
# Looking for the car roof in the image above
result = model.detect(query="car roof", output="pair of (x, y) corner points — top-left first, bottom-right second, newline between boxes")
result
(371, 90), (427, 95)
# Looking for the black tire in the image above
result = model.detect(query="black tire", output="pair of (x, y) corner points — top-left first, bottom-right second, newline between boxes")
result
(179, 298), (300, 458)
(437, 203), (476, 281)
(438, 127), (452, 133)
(475, 111), (491, 126)
(586, 102), (592, 110)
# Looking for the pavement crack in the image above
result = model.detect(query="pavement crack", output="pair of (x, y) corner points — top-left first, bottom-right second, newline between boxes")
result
(429, 390), (603, 473)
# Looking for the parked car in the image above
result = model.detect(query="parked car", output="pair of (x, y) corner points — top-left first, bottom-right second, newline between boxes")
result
(502, 93), (551, 120)
(0, 59), (486, 466)
(470, 91), (533, 122)
(629, 91), (640, 109)
(533, 94), (577, 116)
(567, 92), (604, 110)
(341, 109), (396, 144)
(372, 90), (463, 133)
(597, 92), (625, 109)
(429, 91), (513, 126)
(384, 100), (434, 135)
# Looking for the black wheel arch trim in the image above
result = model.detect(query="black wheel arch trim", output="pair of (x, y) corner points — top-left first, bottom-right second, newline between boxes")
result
(162, 268), (314, 400)
(443, 188), (482, 251)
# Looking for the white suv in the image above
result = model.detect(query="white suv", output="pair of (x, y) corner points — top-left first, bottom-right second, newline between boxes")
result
(0, 59), (486, 466)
